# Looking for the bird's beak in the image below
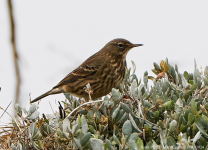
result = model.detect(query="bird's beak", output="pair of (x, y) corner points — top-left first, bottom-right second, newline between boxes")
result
(131, 44), (143, 47)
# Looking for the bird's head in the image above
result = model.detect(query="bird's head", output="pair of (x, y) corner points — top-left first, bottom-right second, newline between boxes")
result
(102, 38), (143, 58)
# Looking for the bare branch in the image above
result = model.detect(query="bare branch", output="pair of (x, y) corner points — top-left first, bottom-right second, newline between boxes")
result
(8, 0), (21, 104)
(64, 99), (103, 121)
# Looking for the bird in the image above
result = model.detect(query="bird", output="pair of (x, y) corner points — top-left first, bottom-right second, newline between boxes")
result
(30, 38), (143, 103)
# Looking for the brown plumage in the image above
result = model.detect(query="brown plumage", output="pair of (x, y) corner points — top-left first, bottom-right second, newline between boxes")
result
(30, 38), (143, 103)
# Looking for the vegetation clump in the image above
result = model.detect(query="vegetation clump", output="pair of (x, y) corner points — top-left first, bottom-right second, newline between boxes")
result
(1, 58), (208, 150)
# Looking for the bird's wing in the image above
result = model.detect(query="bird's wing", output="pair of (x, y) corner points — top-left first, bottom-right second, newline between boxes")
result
(53, 53), (105, 89)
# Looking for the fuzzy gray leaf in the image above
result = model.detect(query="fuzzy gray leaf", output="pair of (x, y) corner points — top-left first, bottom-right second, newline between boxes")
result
(90, 138), (104, 150)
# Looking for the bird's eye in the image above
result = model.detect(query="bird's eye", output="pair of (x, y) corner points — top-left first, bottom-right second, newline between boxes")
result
(118, 43), (124, 49)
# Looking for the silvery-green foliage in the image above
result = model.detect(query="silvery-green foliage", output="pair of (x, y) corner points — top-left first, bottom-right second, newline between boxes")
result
(90, 138), (104, 150)
(26, 111), (40, 120)
(130, 79), (138, 99)
(14, 104), (22, 116)
(7, 58), (208, 149)
(131, 60), (136, 74)
(122, 120), (132, 135)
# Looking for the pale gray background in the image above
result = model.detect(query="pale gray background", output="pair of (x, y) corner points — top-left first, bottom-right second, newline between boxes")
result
(1, 1), (208, 123)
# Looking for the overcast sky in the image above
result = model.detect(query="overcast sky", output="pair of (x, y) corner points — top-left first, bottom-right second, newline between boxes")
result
(1, 1), (208, 123)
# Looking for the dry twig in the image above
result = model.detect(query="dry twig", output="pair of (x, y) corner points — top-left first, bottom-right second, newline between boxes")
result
(64, 99), (103, 121)
(0, 101), (12, 119)
(8, 0), (21, 104)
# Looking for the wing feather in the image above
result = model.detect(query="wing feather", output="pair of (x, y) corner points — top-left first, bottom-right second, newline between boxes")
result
(53, 53), (105, 89)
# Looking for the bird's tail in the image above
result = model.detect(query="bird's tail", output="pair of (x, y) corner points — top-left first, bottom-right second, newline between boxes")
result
(30, 90), (52, 103)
